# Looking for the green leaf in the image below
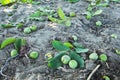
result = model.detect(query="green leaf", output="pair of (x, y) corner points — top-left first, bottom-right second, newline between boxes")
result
(96, 0), (102, 5)
(0, 0), (2, 3)
(14, 38), (22, 51)
(69, 51), (84, 68)
(93, 9), (103, 16)
(86, 11), (92, 20)
(75, 48), (89, 53)
(57, 7), (66, 20)
(115, 49), (120, 55)
(21, 0), (27, 3)
(65, 0), (80, 3)
(1, 0), (16, 5)
(63, 42), (74, 48)
(73, 42), (83, 48)
(104, 0), (109, 3)
(52, 40), (70, 51)
(30, 11), (41, 17)
(103, 76), (110, 80)
(0, 24), (15, 28)
(97, 3), (109, 7)
(89, 53), (98, 60)
(1, 37), (16, 49)
(65, 20), (71, 27)
(16, 23), (23, 29)
(99, 54), (108, 62)
(48, 16), (63, 23)
(48, 52), (66, 69)
(26, 0), (32, 3)
(96, 21), (102, 27)
(69, 12), (76, 17)
(111, 34), (117, 39)
(87, 6), (93, 11)
(14, 38), (26, 51)
(111, 0), (120, 2)
(29, 17), (44, 21)
(21, 0), (32, 3)
(32, 1), (41, 5)
(72, 35), (77, 41)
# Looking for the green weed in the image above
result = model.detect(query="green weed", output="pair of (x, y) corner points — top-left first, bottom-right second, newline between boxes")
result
(47, 37), (89, 69)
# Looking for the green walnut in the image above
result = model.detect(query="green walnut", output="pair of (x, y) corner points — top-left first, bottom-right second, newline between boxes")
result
(89, 53), (98, 60)
(10, 49), (18, 57)
(69, 60), (78, 69)
(61, 55), (71, 64)
(29, 51), (39, 59)
(99, 54), (107, 62)
(30, 25), (37, 31)
(24, 27), (31, 34)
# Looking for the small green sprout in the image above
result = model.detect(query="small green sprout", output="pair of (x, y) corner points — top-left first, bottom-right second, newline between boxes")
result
(30, 25), (37, 31)
(16, 23), (23, 29)
(24, 27), (31, 34)
(89, 53), (98, 60)
(103, 75), (110, 80)
(93, 9), (103, 16)
(70, 12), (76, 17)
(65, 20), (71, 27)
(69, 60), (78, 69)
(111, 34), (117, 39)
(99, 54), (107, 62)
(86, 12), (92, 20)
(29, 51), (39, 59)
(61, 55), (71, 64)
(45, 52), (53, 60)
(72, 35), (78, 41)
(10, 49), (18, 57)
(96, 21), (102, 27)
(115, 49), (120, 55)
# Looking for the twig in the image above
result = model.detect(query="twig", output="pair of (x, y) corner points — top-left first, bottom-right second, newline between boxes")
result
(0, 55), (19, 78)
(87, 64), (101, 80)
(106, 62), (110, 69)
(0, 57), (12, 78)
(58, 67), (69, 72)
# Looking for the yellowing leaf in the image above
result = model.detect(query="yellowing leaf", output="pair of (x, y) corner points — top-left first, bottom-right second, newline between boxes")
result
(63, 42), (73, 48)
(1, 0), (16, 5)
(1, 0), (10, 5)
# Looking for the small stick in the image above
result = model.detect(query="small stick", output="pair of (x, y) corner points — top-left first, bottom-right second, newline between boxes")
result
(0, 55), (19, 78)
(106, 62), (110, 69)
(87, 64), (101, 80)
(0, 57), (12, 78)
(58, 67), (69, 72)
